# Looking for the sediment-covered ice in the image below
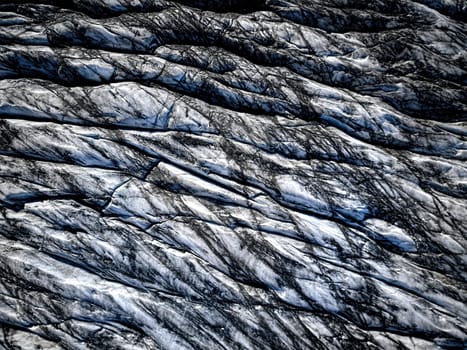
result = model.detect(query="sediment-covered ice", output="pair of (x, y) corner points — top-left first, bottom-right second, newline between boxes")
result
(0, 0), (466, 349)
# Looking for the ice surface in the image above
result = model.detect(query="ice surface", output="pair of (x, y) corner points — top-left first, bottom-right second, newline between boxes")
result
(0, 0), (466, 349)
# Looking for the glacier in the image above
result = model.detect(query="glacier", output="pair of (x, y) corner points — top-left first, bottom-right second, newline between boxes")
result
(0, 0), (466, 349)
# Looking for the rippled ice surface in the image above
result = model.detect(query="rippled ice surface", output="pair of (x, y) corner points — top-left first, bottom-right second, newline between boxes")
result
(0, 0), (466, 349)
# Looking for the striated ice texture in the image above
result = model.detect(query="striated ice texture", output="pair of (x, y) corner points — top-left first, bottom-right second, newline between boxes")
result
(0, 0), (466, 349)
